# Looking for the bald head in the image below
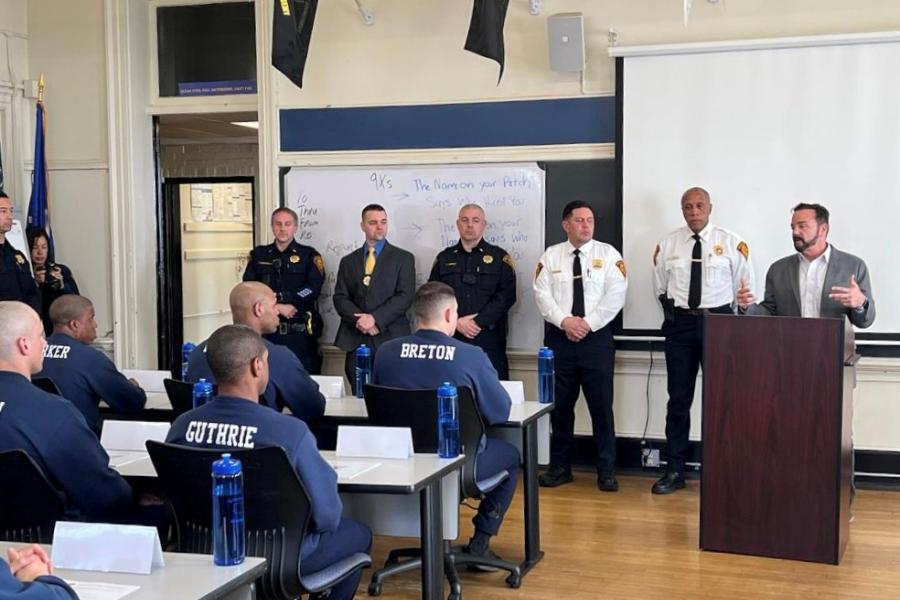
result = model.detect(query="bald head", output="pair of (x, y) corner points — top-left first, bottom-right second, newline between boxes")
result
(50, 295), (93, 328)
(229, 282), (279, 334)
(0, 301), (45, 374)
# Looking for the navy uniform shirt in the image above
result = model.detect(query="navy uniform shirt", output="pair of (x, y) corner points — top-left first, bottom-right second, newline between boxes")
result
(35, 333), (147, 434)
(0, 560), (78, 599)
(167, 396), (341, 555)
(0, 240), (40, 313)
(0, 371), (133, 521)
(185, 338), (326, 423)
(372, 328), (511, 426)
(428, 239), (516, 335)
(243, 240), (325, 324)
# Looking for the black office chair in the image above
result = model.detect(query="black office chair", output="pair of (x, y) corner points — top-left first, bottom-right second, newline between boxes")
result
(0, 450), (65, 544)
(31, 376), (61, 395)
(146, 441), (370, 600)
(363, 384), (522, 599)
(162, 378), (195, 419)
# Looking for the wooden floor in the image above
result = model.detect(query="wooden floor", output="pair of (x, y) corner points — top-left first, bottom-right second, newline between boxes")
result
(357, 472), (900, 599)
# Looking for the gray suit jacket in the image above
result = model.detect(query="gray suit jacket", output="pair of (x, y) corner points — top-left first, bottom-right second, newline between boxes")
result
(747, 245), (875, 328)
(332, 241), (416, 351)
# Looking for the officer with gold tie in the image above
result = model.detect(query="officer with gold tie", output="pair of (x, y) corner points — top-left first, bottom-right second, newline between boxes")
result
(651, 187), (753, 494)
(533, 201), (627, 492)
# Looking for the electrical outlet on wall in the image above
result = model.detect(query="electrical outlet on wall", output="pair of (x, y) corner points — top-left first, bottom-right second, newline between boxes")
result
(641, 448), (661, 468)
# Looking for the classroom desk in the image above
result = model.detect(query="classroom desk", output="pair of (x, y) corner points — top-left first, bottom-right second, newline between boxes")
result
(0, 542), (266, 600)
(321, 397), (552, 578)
(322, 451), (463, 600)
(109, 451), (463, 600)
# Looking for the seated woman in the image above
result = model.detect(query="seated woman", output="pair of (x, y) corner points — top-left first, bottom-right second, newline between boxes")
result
(28, 229), (78, 335)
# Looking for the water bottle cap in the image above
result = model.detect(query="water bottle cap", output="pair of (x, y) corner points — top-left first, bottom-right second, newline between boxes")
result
(437, 382), (457, 397)
(194, 379), (213, 394)
(538, 347), (554, 359)
(212, 453), (242, 476)
(182, 342), (196, 351)
(356, 344), (371, 356)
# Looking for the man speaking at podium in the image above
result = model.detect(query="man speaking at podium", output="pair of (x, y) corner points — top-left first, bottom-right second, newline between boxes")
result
(737, 203), (875, 327)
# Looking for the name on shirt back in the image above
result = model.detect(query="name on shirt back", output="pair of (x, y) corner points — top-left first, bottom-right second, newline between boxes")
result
(184, 421), (258, 449)
(399, 343), (456, 361)
(43, 344), (71, 359)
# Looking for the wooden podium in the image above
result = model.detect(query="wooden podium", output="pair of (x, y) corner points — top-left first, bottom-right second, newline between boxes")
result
(700, 314), (854, 564)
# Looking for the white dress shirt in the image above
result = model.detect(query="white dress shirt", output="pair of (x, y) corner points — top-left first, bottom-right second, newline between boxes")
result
(798, 244), (831, 318)
(653, 223), (754, 310)
(533, 239), (627, 332)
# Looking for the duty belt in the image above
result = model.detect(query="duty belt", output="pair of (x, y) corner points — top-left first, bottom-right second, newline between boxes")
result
(278, 311), (314, 335)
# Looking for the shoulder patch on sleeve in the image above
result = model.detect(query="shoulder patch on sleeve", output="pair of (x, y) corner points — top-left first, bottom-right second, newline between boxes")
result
(737, 241), (749, 260)
(616, 260), (627, 278)
(534, 262), (544, 281)
(652, 244), (660, 266)
(502, 254), (515, 269)
(313, 254), (325, 275)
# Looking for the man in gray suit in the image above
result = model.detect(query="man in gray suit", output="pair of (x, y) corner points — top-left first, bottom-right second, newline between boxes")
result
(737, 203), (875, 327)
(333, 203), (416, 393)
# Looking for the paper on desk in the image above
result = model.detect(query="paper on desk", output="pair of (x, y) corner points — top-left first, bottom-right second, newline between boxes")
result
(335, 425), (413, 459)
(65, 581), (139, 600)
(311, 375), (345, 398)
(106, 450), (148, 468)
(101, 421), (170, 452)
(121, 369), (168, 393)
(328, 459), (382, 479)
(53, 522), (165, 575)
(500, 380), (525, 405)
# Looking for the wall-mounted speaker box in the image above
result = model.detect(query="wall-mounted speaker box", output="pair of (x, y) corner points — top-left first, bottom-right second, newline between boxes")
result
(548, 13), (585, 73)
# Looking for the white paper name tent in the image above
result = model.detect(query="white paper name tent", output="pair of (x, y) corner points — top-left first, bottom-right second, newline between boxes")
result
(311, 375), (346, 399)
(500, 380), (526, 405)
(52, 522), (165, 575)
(120, 369), (169, 393)
(336, 425), (413, 459)
(101, 421), (169, 467)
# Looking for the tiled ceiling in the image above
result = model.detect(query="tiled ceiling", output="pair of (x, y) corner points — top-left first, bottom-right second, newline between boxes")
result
(158, 112), (258, 144)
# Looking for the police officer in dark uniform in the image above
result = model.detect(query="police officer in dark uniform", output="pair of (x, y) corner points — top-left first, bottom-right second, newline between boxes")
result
(243, 207), (325, 374)
(0, 300), (133, 522)
(0, 194), (40, 312)
(428, 204), (516, 379)
(373, 282), (519, 565)
(36, 295), (147, 434)
(168, 324), (371, 600)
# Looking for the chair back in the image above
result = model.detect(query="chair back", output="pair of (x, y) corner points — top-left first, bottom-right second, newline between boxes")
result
(363, 384), (486, 499)
(0, 450), (65, 543)
(162, 378), (195, 418)
(146, 441), (310, 600)
(31, 377), (61, 396)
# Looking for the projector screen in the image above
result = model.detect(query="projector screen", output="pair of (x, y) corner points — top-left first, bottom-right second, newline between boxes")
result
(619, 35), (900, 335)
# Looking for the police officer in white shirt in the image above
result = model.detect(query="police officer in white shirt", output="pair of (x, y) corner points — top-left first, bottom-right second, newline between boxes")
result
(651, 187), (753, 495)
(533, 201), (627, 492)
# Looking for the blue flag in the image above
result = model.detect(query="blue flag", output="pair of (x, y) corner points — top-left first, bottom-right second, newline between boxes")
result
(27, 100), (52, 254)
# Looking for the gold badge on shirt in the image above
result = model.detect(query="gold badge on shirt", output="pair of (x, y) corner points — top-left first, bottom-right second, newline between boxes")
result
(592, 258), (604, 269)
(362, 275), (371, 286)
(713, 245), (724, 256)
(290, 254), (300, 264)
(482, 255), (494, 264)
(15, 254), (25, 266)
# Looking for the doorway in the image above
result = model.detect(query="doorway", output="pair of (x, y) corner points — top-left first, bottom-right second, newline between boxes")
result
(155, 112), (259, 373)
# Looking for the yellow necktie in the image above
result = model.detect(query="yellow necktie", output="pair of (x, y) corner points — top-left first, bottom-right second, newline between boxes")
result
(364, 246), (376, 282)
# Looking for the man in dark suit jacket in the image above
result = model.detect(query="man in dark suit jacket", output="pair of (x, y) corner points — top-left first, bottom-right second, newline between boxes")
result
(737, 203), (875, 328)
(333, 204), (416, 393)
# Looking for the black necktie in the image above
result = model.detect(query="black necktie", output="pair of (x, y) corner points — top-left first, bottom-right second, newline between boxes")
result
(688, 234), (702, 309)
(572, 249), (585, 317)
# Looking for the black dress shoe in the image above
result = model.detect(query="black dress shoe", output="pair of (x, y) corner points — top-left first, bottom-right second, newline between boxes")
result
(597, 474), (619, 492)
(651, 472), (685, 495)
(538, 465), (573, 487)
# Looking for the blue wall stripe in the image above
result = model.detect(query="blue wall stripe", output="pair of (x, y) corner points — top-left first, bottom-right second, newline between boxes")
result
(279, 96), (615, 152)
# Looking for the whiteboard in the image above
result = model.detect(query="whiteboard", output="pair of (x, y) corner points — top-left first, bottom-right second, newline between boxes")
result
(283, 163), (545, 349)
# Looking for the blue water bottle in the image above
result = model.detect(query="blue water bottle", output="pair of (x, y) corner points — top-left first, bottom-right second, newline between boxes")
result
(537, 347), (555, 404)
(355, 344), (371, 398)
(211, 453), (245, 566)
(181, 342), (196, 380)
(437, 382), (460, 458)
(193, 378), (213, 408)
